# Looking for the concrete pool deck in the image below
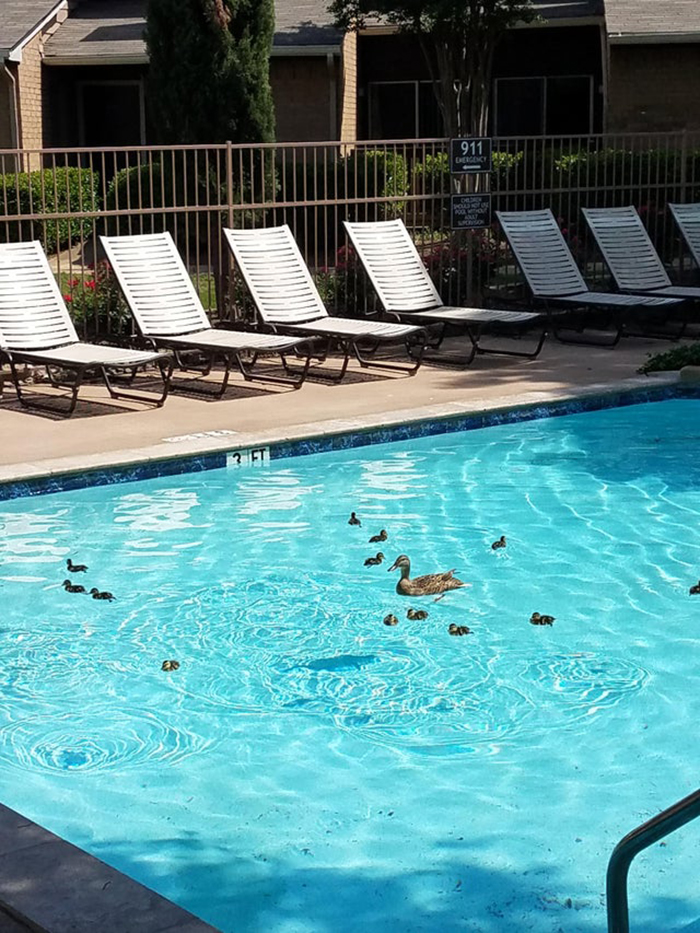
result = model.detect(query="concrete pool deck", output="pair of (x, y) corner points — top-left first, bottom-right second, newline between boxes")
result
(0, 334), (685, 485)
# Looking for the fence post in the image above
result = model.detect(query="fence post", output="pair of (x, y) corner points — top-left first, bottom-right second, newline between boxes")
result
(226, 140), (234, 229)
(225, 140), (234, 320)
(679, 130), (688, 203)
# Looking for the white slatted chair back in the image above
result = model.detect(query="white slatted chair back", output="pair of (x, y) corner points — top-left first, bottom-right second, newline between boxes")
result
(343, 219), (443, 312)
(0, 241), (78, 351)
(669, 203), (700, 270)
(223, 225), (328, 325)
(582, 206), (671, 292)
(100, 232), (210, 336)
(497, 209), (588, 297)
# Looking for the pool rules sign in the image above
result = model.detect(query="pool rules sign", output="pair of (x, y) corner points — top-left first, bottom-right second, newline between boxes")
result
(450, 137), (492, 231)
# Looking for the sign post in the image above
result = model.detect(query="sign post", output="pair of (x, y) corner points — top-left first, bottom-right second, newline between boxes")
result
(448, 137), (493, 303)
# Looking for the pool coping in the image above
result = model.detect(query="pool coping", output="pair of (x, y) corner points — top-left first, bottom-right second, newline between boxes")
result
(0, 803), (222, 933)
(0, 370), (692, 500)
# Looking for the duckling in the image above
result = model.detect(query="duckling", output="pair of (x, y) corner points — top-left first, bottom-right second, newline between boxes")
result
(369, 529), (388, 543)
(364, 552), (385, 567)
(383, 614), (399, 626)
(388, 554), (469, 600)
(530, 612), (555, 626)
(63, 579), (86, 594)
(448, 623), (471, 636)
(66, 558), (88, 573)
(491, 536), (506, 551)
(90, 587), (115, 602)
(348, 512), (361, 526)
(407, 608), (429, 620)
(690, 581), (700, 595)
(161, 660), (180, 672)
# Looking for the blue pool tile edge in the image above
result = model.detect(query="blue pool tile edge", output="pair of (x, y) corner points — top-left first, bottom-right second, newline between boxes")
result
(1, 383), (697, 501)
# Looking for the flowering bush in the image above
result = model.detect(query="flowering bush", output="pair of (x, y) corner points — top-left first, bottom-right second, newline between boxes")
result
(62, 261), (131, 341)
(419, 227), (510, 302)
(314, 245), (375, 316)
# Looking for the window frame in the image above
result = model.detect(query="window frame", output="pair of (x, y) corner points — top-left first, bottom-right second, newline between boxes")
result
(493, 74), (594, 137)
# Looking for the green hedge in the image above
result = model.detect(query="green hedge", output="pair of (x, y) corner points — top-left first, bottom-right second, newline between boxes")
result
(0, 167), (99, 253)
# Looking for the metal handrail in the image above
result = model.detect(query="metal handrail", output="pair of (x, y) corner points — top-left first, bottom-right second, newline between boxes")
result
(607, 787), (700, 933)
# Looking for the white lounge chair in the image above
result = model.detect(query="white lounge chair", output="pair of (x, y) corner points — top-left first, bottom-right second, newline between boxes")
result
(669, 202), (700, 270)
(223, 224), (426, 381)
(100, 232), (315, 394)
(582, 205), (700, 303)
(0, 240), (173, 416)
(343, 218), (547, 364)
(497, 209), (683, 346)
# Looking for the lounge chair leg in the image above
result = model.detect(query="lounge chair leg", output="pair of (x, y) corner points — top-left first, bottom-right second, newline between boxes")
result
(101, 357), (174, 407)
(235, 348), (311, 389)
(471, 326), (548, 361)
(352, 334), (424, 375)
(8, 358), (83, 416)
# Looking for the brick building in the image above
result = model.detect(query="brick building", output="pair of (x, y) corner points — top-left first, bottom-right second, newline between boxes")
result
(1, 0), (699, 151)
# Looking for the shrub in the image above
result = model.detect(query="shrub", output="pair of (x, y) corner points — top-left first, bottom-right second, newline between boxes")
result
(0, 167), (99, 253)
(61, 261), (131, 342)
(638, 343), (700, 374)
(412, 149), (523, 194)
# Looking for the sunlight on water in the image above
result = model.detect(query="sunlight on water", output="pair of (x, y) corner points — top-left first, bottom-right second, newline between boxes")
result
(1, 399), (699, 933)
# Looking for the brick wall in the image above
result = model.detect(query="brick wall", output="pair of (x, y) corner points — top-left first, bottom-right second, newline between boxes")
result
(607, 44), (700, 132)
(16, 32), (45, 167)
(271, 57), (333, 141)
(339, 32), (357, 144)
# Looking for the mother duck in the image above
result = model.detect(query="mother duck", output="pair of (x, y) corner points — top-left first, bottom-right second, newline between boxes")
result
(388, 554), (469, 599)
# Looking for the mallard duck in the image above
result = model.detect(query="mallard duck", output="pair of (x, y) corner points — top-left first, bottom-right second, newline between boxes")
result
(530, 612), (555, 626)
(364, 552), (385, 567)
(90, 587), (115, 602)
(448, 623), (471, 636)
(63, 579), (86, 594)
(491, 536), (506, 551)
(388, 555), (468, 599)
(369, 529), (388, 543)
(348, 512), (361, 526)
(161, 660), (180, 672)
(407, 608), (428, 620)
(383, 614), (399, 626)
(690, 581), (700, 595)
(66, 558), (88, 573)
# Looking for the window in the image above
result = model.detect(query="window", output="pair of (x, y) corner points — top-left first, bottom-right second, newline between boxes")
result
(368, 81), (442, 139)
(78, 81), (146, 147)
(494, 75), (593, 136)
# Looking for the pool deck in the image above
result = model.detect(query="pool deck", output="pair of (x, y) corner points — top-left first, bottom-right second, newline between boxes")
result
(0, 333), (688, 933)
(0, 334), (685, 485)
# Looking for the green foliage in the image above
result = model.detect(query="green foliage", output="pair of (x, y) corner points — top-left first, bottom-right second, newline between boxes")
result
(638, 343), (700, 374)
(0, 167), (99, 253)
(61, 262), (131, 342)
(329, 0), (535, 136)
(413, 150), (523, 191)
(146, 0), (275, 144)
(284, 149), (409, 212)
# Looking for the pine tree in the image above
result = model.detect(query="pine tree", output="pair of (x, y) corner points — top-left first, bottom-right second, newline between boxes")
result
(146, 0), (275, 144)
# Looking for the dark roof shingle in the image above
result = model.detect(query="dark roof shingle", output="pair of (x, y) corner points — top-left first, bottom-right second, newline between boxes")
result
(42, 0), (341, 62)
(0, 0), (64, 55)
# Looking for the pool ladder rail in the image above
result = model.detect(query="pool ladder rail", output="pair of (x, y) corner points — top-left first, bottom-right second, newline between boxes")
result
(607, 786), (700, 933)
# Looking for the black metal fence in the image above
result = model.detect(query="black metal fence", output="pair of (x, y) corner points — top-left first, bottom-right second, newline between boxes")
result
(1, 132), (700, 340)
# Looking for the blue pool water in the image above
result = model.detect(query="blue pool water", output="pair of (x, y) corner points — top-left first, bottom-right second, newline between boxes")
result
(1, 399), (700, 933)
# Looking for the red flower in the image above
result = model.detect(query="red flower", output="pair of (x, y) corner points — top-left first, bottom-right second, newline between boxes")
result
(68, 278), (80, 287)
(85, 280), (96, 290)
(63, 294), (72, 302)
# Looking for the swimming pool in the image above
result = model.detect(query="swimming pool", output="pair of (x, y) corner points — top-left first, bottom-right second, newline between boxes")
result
(1, 398), (699, 933)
